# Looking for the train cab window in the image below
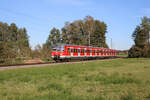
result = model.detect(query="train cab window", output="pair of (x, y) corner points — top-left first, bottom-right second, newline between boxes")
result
(52, 48), (57, 51)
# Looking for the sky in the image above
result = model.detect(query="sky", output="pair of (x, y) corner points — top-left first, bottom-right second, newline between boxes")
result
(0, 0), (150, 50)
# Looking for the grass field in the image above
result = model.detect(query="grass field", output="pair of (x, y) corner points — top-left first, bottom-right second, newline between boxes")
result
(0, 58), (150, 100)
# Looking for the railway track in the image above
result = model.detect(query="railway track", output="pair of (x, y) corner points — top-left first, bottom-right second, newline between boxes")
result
(0, 56), (126, 71)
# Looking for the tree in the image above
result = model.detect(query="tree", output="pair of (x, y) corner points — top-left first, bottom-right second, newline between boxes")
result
(32, 44), (42, 58)
(91, 20), (108, 48)
(129, 16), (150, 57)
(0, 21), (30, 62)
(84, 16), (95, 46)
(41, 43), (51, 59)
(46, 27), (61, 48)
(17, 28), (30, 57)
(61, 16), (108, 48)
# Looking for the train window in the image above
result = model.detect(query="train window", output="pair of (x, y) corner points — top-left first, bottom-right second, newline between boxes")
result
(71, 48), (73, 52)
(97, 50), (99, 53)
(86, 49), (89, 53)
(99, 50), (101, 53)
(81, 49), (83, 53)
(74, 49), (77, 53)
(92, 50), (95, 53)
(85, 50), (87, 53)
(79, 49), (81, 53)
(88, 50), (90, 53)
(100, 50), (102, 53)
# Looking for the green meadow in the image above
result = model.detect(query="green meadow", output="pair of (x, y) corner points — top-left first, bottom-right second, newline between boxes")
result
(0, 58), (150, 100)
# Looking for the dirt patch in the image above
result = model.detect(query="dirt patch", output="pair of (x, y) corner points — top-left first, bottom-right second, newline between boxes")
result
(24, 58), (44, 64)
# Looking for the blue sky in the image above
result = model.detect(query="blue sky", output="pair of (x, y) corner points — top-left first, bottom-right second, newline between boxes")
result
(0, 0), (150, 50)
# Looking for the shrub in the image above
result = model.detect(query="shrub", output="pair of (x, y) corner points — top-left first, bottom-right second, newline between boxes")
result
(128, 45), (142, 58)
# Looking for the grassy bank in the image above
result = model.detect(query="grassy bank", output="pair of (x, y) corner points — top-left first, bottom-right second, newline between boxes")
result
(0, 58), (150, 100)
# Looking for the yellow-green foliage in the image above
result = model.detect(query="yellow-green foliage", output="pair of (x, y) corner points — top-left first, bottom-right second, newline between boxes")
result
(0, 58), (150, 100)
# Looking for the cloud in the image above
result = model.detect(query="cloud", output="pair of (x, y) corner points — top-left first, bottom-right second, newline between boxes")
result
(46, 0), (92, 6)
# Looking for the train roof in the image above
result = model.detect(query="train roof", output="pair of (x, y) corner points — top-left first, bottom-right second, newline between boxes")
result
(52, 44), (117, 50)
(63, 44), (110, 49)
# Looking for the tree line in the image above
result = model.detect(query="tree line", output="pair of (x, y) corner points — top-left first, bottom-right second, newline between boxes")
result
(1, 15), (150, 63)
(45, 16), (108, 48)
(129, 16), (150, 57)
(0, 16), (109, 63)
(0, 22), (31, 62)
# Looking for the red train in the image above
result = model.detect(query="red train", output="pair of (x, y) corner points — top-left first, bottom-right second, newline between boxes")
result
(51, 44), (118, 61)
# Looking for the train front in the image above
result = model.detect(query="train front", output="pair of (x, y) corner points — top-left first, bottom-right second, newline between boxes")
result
(51, 46), (64, 61)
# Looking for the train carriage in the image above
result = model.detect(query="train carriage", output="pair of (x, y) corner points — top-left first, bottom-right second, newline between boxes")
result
(51, 44), (118, 61)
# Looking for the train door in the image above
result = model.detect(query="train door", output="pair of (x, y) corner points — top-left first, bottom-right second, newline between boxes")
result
(78, 48), (81, 56)
(104, 49), (106, 56)
(86, 48), (89, 56)
(92, 49), (95, 56)
(101, 49), (104, 56)
(71, 47), (73, 57)
(89, 48), (91, 57)
(84, 48), (86, 57)
(97, 49), (99, 56)
(73, 47), (77, 56)
(106, 49), (108, 56)
(67, 47), (70, 56)
(80, 48), (84, 56)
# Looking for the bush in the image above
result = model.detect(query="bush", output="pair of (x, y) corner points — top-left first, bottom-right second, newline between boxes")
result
(128, 45), (142, 58)
(128, 45), (150, 58)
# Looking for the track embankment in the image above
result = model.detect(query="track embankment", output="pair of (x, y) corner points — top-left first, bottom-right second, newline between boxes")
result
(0, 56), (126, 71)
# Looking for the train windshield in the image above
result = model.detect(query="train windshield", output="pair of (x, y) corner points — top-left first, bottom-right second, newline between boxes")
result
(52, 46), (64, 51)
(52, 48), (57, 51)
